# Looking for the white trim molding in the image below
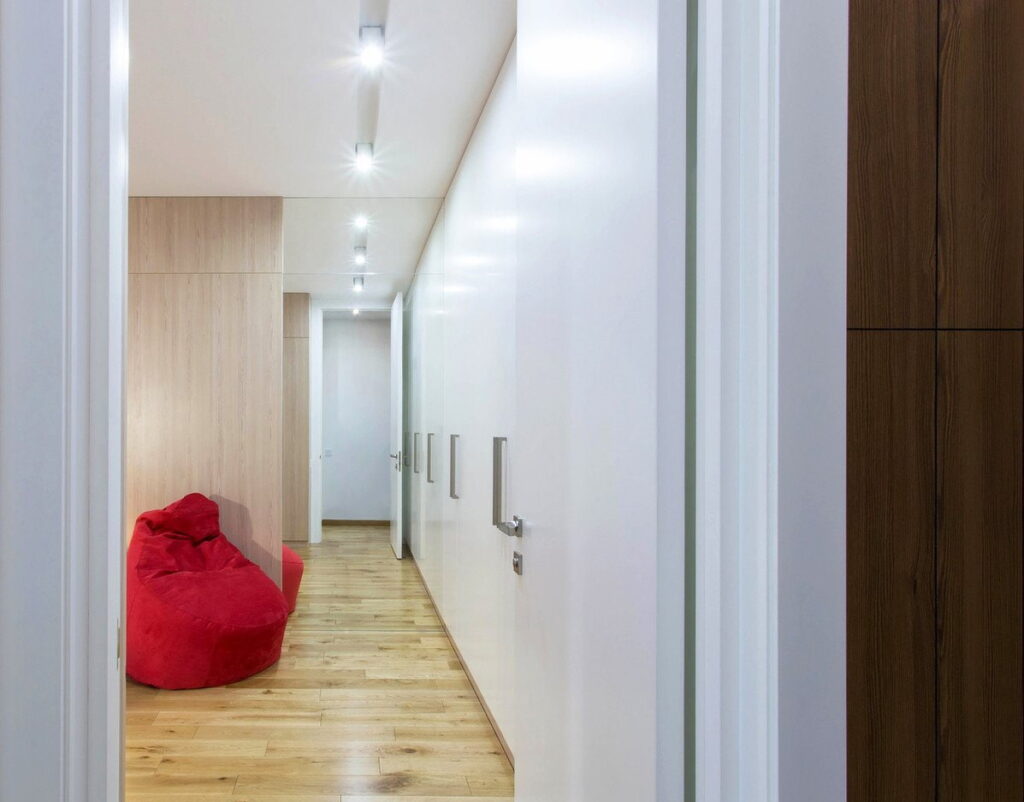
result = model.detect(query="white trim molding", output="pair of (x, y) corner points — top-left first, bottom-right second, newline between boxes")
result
(308, 299), (325, 544)
(694, 0), (846, 798)
(0, 0), (128, 799)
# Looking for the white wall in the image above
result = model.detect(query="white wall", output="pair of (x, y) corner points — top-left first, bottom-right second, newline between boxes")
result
(322, 317), (392, 520)
(777, 0), (847, 796)
(0, 0), (127, 798)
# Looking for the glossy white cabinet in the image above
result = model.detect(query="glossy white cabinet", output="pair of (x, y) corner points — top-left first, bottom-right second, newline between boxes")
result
(512, 3), (665, 799)
(404, 48), (517, 757)
(408, 213), (446, 611)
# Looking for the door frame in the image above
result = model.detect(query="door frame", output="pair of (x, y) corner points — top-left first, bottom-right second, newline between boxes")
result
(1, 0), (847, 797)
(309, 300), (396, 545)
(388, 291), (405, 559)
(0, 0), (128, 799)
(692, 0), (847, 798)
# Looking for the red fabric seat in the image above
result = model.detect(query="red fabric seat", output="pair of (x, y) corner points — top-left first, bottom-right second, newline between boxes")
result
(126, 493), (289, 689)
(281, 544), (304, 613)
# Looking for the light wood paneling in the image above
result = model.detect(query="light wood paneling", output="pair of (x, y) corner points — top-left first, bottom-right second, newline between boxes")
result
(127, 196), (285, 584)
(848, 0), (936, 328)
(283, 292), (310, 542)
(129, 197), (283, 275)
(125, 525), (514, 800)
(127, 272), (283, 583)
(283, 336), (310, 542)
(284, 292), (310, 337)
(847, 331), (936, 801)
(938, 0), (1024, 328)
(937, 332), (1024, 799)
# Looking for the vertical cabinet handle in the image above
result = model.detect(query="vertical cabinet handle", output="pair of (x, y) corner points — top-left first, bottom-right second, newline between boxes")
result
(492, 436), (522, 537)
(414, 432), (421, 474)
(426, 433), (436, 483)
(450, 434), (460, 499)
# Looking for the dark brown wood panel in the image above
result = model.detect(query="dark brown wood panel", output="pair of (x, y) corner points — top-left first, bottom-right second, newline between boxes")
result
(848, 331), (936, 801)
(938, 0), (1024, 328)
(937, 332), (1024, 799)
(848, 0), (937, 328)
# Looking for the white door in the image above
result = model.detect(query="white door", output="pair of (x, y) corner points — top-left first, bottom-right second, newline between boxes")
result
(512, 2), (666, 798)
(389, 292), (404, 559)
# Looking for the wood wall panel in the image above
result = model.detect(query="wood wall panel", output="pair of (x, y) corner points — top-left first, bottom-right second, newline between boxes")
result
(284, 292), (310, 337)
(850, 1), (1024, 796)
(283, 293), (310, 543)
(848, 0), (936, 328)
(127, 197), (284, 584)
(937, 332), (1024, 799)
(129, 197), (283, 275)
(848, 331), (936, 801)
(938, 0), (1024, 328)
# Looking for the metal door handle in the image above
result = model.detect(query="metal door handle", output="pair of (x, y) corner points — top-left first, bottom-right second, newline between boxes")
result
(450, 434), (460, 499)
(492, 436), (522, 537)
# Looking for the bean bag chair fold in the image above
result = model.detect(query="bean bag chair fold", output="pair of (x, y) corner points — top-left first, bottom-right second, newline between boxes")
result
(126, 493), (289, 689)
(281, 544), (304, 614)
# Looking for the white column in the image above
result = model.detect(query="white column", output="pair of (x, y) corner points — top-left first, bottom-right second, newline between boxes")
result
(0, 0), (127, 799)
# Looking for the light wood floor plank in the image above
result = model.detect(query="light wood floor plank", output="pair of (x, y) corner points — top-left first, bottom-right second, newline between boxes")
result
(126, 525), (513, 800)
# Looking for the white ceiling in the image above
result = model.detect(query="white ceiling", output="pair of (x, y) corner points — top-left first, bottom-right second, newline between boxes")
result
(130, 0), (515, 198)
(283, 197), (441, 307)
(129, 0), (514, 299)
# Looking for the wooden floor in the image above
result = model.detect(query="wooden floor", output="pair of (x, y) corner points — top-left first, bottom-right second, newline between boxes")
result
(125, 524), (514, 800)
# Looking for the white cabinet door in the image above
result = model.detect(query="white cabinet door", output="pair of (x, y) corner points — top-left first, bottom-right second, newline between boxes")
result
(431, 47), (518, 756)
(422, 268), (445, 600)
(512, 3), (663, 799)
(415, 216), (448, 610)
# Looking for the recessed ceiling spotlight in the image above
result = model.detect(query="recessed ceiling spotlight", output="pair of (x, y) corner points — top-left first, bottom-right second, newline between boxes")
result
(353, 276), (365, 292)
(359, 26), (384, 70)
(354, 246), (367, 266)
(352, 308), (361, 316)
(355, 142), (374, 173)
(353, 214), (369, 229)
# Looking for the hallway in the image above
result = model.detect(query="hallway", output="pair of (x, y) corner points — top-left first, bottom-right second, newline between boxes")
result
(125, 525), (514, 799)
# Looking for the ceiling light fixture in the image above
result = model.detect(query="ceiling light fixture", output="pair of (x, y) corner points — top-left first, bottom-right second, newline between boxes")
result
(353, 214), (369, 229)
(353, 276), (365, 292)
(352, 308), (361, 316)
(354, 246), (367, 266)
(355, 142), (374, 173)
(359, 26), (385, 70)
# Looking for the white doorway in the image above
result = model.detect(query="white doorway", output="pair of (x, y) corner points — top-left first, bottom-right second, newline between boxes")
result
(0, 0), (850, 799)
(389, 291), (405, 558)
(309, 302), (402, 547)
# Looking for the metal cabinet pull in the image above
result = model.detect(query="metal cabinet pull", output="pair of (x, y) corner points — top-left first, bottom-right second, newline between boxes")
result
(426, 433), (436, 483)
(413, 432), (421, 474)
(492, 436), (522, 537)
(450, 434), (460, 499)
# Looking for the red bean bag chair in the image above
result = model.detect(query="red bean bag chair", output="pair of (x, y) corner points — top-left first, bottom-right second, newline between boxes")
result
(126, 493), (289, 689)
(281, 544), (304, 613)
